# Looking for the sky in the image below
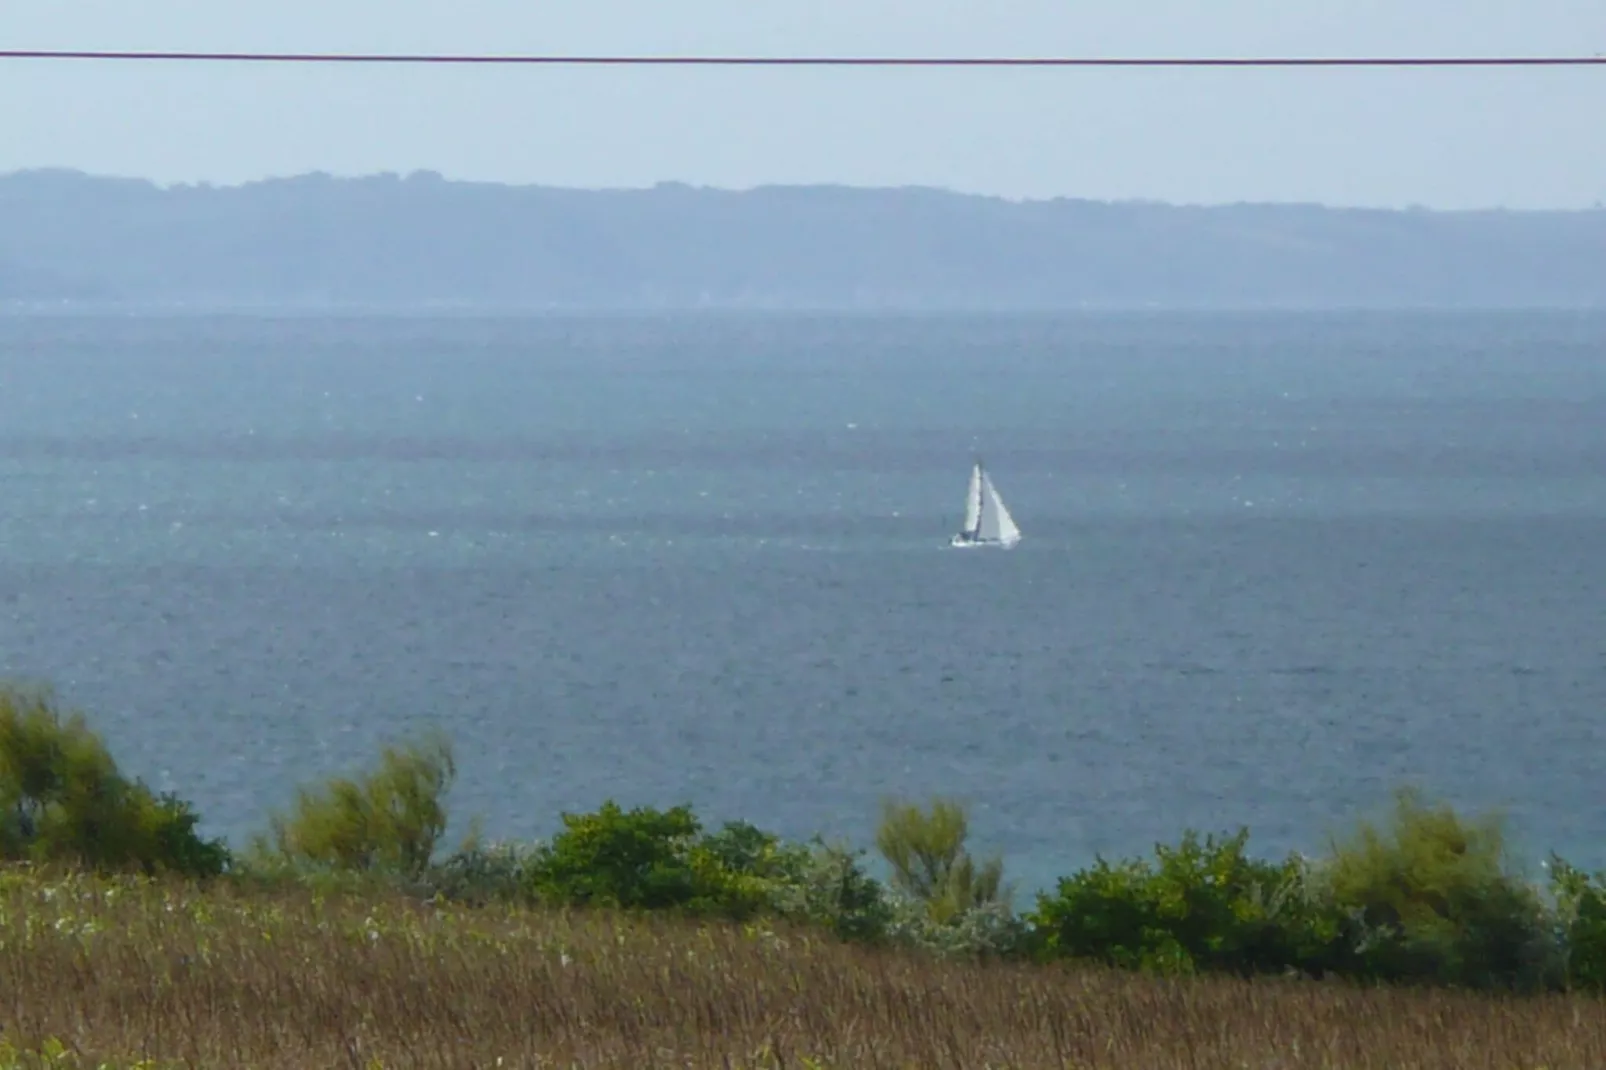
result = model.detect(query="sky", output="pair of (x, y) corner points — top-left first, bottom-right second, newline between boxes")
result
(2, 0), (1603, 209)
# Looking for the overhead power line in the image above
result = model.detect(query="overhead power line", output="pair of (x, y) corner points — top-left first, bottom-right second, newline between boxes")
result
(0, 49), (1604, 68)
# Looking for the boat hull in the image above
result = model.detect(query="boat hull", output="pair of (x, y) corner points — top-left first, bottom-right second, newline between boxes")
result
(949, 534), (1020, 549)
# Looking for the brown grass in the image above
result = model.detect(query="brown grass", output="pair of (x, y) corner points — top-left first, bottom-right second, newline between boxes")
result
(2, 870), (1605, 1069)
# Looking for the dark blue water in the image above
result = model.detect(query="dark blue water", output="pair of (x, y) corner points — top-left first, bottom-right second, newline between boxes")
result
(1, 310), (1603, 895)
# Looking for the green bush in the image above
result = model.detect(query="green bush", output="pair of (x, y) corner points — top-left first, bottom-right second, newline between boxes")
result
(525, 802), (772, 917)
(1026, 828), (1341, 976)
(1026, 794), (1564, 991)
(1546, 854), (1606, 991)
(0, 685), (229, 878)
(252, 730), (456, 878)
(1320, 788), (1559, 991)
(698, 819), (811, 883)
(521, 804), (908, 941)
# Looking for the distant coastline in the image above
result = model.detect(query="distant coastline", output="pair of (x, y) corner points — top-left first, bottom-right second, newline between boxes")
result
(2, 168), (1603, 310)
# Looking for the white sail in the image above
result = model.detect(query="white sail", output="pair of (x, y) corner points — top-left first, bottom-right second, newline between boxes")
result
(951, 459), (1022, 549)
(976, 471), (1022, 547)
(962, 463), (983, 537)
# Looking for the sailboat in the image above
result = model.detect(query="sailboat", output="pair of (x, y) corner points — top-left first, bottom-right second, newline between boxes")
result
(949, 458), (1022, 549)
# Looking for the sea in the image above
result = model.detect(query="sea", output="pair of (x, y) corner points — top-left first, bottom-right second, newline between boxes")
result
(1, 309), (1603, 897)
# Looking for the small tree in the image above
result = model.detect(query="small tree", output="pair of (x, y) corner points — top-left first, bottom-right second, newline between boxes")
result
(875, 797), (1009, 923)
(256, 730), (456, 878)
(1322, 787), (1556, 990)
(0, 683), (229, 877)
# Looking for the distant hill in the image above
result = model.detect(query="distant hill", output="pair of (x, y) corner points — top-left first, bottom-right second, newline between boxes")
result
(1, 168), (1602, 309)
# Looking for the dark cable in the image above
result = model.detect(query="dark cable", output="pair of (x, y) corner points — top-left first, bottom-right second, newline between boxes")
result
(0, 50), (1603, 67)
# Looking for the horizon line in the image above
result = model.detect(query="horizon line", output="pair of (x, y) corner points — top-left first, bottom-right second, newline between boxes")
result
(3, 49), (1606, 68)
(4, 167), (1603, 214)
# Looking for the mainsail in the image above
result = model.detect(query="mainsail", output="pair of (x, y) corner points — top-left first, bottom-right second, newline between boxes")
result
(962, 462), (983, 538)
(977, 470), (1022, 547)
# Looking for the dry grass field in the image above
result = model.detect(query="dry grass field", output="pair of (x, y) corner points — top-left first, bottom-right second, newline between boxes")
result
(2, 869), (1605, 1069)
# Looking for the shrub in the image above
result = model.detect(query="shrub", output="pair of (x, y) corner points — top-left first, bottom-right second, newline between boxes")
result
(1320, 787), (1559, 991)
(875, 797), (1010, 924)
(698, 820), (910, 943)
(763, 838), (895, 945)
(884, 893), (1027, 958)
(522, 805), (907, 938)
(1026, 828), (1342, 977)
(1546, 854), (1606, 991)
(253, 730), (456, 878)
(699, 818), (812, 883)
(0, 684), (229, 878)
(420, 837), (542, 906)
(525, 801), (771, 918)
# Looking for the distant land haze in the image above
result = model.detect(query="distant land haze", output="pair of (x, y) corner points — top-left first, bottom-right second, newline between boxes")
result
(1, 168), (1603, 310)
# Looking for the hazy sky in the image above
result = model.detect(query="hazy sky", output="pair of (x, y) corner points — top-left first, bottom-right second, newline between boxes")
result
(3, 1), (1603, 208)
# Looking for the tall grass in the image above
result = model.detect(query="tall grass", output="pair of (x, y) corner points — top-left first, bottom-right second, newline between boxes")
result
(2, 869), (1605, 1069)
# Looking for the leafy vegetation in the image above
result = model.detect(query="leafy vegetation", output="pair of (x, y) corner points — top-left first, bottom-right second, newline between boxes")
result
(524, 801), (767, 915)
(874, 796), (1010, 922)
(9, 678), (1606, 1040)
(0, 686), (228, 878)
(1319, 787), (1559, 991)
(1027, 828), (1340, 977)
(251, 729), (456, 878)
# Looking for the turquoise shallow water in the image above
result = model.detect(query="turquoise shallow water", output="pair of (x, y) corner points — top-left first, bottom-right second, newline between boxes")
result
(1, 310), (1603, 895)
